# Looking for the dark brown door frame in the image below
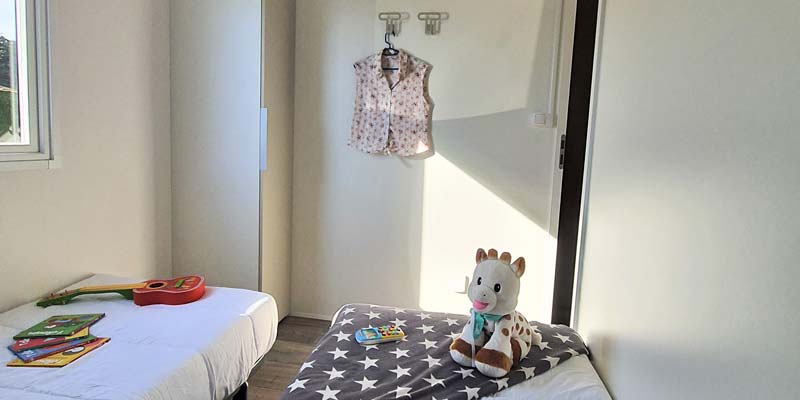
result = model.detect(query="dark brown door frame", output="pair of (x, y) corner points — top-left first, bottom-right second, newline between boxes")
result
(551, 0), (599, 326)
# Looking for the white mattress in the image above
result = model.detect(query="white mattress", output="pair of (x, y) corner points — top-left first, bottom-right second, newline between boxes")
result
(0, 274), (278, 400)
(330, 305), (611, 400)
(485, 354), (611, 399)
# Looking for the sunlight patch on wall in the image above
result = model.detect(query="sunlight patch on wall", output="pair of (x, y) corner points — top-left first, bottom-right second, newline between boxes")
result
(418, 154), (557, 322)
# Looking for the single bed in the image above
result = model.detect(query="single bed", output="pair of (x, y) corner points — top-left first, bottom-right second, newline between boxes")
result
(303, 304), (611, 400)
(0, 274), (278, 400)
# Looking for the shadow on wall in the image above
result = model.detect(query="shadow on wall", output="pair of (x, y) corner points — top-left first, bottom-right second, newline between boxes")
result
(292, 0), (561, 320)
(413, 0), (562, 321)
(429, 0), (559, 232)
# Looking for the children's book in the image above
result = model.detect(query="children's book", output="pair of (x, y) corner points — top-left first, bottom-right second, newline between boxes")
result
(13, 314), (105, 340)
(7, 337), (109, 368)
(8, 327), (90, 353)
(12, 335), (98, 363)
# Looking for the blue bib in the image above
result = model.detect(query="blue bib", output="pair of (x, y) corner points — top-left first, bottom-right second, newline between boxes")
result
(471, 309), (504, 339)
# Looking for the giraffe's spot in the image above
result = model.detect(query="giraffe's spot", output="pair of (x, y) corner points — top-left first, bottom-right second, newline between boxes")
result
(475, 348), (512, 372)
(510, 338), (522, 364)
(502, 328), (509, 336)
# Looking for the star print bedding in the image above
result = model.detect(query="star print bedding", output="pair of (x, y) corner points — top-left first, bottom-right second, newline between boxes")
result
(281, 304), (590, 400)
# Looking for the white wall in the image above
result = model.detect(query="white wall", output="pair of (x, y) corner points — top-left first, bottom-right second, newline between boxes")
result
(170, 0), (262, 291)
(577, 1), (800, 399)
(261, 0), (295, 319)
(0, 0), (172, 311)
(292, 0), (569, 319)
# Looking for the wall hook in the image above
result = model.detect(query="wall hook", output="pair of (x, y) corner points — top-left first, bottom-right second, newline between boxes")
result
(378, 12), (409, 35)
(417, 12), (449, 35)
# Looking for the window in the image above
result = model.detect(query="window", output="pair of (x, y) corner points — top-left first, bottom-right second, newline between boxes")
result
(0, 0), (52, 167)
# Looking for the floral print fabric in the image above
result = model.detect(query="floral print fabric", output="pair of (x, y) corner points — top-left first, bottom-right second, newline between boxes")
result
(349, 50), (432, 156)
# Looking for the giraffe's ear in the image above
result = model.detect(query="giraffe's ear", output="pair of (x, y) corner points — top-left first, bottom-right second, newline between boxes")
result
(511, 257), (526, 278)
(476, 248), (488, 264)
(500, 252), (512, 264)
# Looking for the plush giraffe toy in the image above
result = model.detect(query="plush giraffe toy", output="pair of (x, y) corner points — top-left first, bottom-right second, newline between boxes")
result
(449, 248), (541, 378)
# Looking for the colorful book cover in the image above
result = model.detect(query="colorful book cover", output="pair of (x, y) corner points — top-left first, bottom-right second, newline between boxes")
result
(13, 335), (98, 363)
(8, 327), (90, 353)
(13, 314), (105, 340)
(7, 338), (109, 368)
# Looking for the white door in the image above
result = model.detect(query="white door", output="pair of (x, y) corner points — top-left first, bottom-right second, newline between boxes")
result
(170, 0), (263, 290)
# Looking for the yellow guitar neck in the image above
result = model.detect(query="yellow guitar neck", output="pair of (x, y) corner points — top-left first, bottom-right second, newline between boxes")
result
(78, 283), (147, 293)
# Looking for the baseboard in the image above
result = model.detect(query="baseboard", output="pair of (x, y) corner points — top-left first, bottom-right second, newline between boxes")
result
(289, 311), (333, 321)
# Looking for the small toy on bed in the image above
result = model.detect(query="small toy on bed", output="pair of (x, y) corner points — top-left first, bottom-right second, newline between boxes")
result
(450, 248), (542, 378)
(355, 324), (406, 345)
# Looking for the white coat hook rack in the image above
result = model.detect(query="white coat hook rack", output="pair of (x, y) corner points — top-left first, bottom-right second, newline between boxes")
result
(418, 12), (449, 35)
(378, 12), (409, 35)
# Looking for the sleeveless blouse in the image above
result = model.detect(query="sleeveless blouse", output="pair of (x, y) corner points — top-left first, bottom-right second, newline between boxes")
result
(349, 50), (432, 156)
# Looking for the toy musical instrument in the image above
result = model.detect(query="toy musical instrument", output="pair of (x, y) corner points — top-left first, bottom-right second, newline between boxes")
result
(37, 276), (205, 308)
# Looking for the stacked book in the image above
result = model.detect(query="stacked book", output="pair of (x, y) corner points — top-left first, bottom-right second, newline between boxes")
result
(6, 314), (109, 367)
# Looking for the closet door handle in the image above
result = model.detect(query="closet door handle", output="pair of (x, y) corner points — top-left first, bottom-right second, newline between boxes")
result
(260, 107), (268, 171)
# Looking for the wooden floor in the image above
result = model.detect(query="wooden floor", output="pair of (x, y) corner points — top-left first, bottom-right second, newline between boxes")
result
(248, 317), (330, 400)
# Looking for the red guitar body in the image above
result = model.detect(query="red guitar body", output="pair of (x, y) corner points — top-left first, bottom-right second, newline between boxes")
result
(133, 276), (206, 306)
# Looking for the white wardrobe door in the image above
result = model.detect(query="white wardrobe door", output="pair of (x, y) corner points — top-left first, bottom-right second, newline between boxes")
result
(170, 0), (262, 290)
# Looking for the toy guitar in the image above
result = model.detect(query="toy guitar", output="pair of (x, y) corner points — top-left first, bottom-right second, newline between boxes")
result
(37, 276), (205, 308)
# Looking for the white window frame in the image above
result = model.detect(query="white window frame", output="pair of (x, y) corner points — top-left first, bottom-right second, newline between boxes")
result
(0, 0), (55, 170)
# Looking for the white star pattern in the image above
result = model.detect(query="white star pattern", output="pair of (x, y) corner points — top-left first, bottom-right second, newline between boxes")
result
(389, 348), (410, 358)
(566, 347), (580, 357)
(287, 378), (308, 392)
(519, 366), (536, 379)
(419, 338), (438, 349)
(316, 385), (340, 400)
(332, 331), (351, 342)
(390, 365), (411, 378)
(356, 376), (378, 391)
(422, 354), (441, 368)
(459, 386), (481, 399)
(391, 386), (413, 398)
(323, 366), (345, 380)
(423, 373), (446, 388)
(554, 333), (572, 343)
(289, 305), (587, 399)
(416, 324), (435, 334)
(446, 331), (462, 340)
(543, 355), (560, 368)
(358, 355), (379, 369)
(299, 360), (315, 372)
(492, 378), (509, 390)
(389, 318), (407, 327)
(328, 347), (348, 360)
(536, 341), (550, 350)
(455, 368), (475, 379)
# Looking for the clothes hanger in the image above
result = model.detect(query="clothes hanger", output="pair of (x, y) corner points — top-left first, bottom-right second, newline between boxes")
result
(382, 32), (400, 71)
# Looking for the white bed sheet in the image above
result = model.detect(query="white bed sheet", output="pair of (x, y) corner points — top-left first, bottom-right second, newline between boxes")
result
(331, 305), (611, 400)
(0, 274), (278, 400)
(485, 354), (611, 400)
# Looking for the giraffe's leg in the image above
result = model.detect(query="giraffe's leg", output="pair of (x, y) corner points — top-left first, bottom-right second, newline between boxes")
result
(450, 318), (486, 367)
(474, 316), (515, 377)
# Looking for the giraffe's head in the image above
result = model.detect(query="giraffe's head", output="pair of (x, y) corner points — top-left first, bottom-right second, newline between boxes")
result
(467, 248), (525, 316)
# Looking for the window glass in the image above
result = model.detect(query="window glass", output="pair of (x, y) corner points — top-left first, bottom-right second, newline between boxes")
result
(0, 0), (21, 145)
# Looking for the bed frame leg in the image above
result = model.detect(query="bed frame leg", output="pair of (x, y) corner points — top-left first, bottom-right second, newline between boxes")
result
(232, 382), (248, 400)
